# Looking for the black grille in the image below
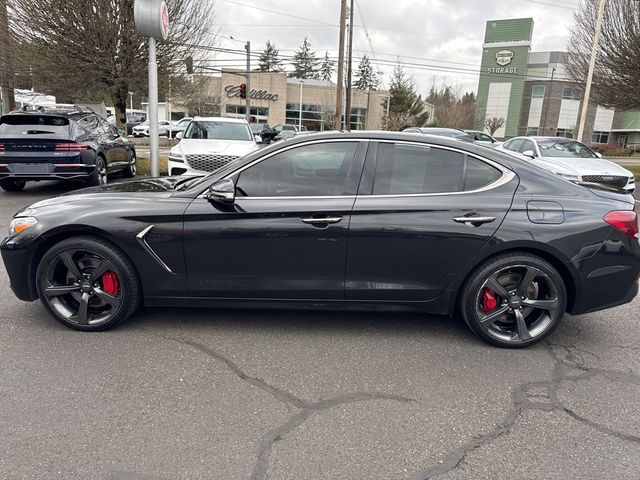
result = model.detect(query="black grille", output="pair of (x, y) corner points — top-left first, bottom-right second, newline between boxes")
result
(581, 175), (629, 188)
(185, 154), (238, 172)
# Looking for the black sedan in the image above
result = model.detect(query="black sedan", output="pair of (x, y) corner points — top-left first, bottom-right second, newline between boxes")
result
(0, 110), (137, 191)
(2, 132), (639, 347)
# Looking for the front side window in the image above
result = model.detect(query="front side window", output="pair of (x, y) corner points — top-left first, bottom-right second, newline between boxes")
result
(505, 138), (524, 152)
(372, 144), (501, 195)
(235, 142), (359, 197)
(520, 140), (536, 154)
(184, 121), (252, 141)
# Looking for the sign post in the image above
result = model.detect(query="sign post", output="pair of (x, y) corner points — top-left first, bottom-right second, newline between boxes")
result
(134, 0), (170, 178)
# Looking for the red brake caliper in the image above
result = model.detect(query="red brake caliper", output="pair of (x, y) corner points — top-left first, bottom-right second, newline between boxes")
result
(101, 271), (120, 296)
(480, 287), (498, 313)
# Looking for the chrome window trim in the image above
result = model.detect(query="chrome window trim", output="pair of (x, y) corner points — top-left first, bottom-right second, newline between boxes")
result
(197, 137), (517, 200)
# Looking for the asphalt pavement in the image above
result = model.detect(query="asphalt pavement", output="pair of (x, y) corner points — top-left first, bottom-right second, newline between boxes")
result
(0, 180), (639, 480)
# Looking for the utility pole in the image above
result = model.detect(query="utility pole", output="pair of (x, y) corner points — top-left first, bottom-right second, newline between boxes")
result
(335, 0), (347, 130)
(541, 67), (555, 135)
(577, 0), (606, 142)
(345, 0), (355, 131)
(245, 41), (251, 123)
(148, 36), (160, 177)
(0, 0), (15, 114)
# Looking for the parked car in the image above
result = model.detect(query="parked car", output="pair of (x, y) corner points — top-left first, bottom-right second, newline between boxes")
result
(168, 117), (259, 176)
(403, 127), (474, 140)
(167, 117), (192, 138)
(496, 136), (635, 193)
(3, 131), (638, 349)
(252, 124), (277, 143)
(464, 130), (501, 148)
(0, 109), (136, 191)
(108, 112), (147, 136)
(272, 124), (308, 142)
(132, 120), (172, 137)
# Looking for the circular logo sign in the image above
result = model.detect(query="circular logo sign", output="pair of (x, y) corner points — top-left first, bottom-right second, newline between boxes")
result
(160, 2), (170, 40)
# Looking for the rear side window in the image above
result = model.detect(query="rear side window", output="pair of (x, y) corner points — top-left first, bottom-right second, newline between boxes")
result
(0, 115), (70, 135)
(372, 143), (502, 195)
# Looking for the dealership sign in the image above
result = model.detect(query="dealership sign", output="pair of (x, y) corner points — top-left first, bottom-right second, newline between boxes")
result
(225, 85), (279, 102)
(134, 0), (170, 40)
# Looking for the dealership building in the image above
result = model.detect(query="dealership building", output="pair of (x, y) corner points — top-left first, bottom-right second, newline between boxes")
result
(476, 18), (640, 146)
(201, 70), (391, 131)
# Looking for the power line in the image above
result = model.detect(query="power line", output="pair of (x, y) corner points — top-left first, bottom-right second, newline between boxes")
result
(218, 0), (337, 26)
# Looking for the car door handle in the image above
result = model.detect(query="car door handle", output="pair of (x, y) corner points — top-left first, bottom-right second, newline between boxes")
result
(453, 215), (496, 226)
(300, 216), (343, 225)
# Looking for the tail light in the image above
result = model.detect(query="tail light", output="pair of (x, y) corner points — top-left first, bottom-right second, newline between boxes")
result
(54, 143), (89, 153)
(0, 143), (5, 152)
(603, 211), (639, 239)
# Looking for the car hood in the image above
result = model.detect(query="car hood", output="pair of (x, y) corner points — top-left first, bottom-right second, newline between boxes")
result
(534, 156), (631, 177)
(173, 139), (257, 157)
(19, 177), (183, 214)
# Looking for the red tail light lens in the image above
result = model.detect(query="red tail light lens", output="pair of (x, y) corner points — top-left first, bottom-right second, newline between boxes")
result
(54, 143), (88, 153)
(0, 143), (5, 151)
(603, 211), (639, 239)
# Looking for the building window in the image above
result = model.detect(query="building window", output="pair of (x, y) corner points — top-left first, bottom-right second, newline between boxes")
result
(526, 127), (539, 136)
(284, 103), (366, 131)
(556, 128), (573, 138)
(562, 86), (581, 100)
(225, 105), (269, 118)
(591, 131), (610, 144)
(531, 85), (545, 98)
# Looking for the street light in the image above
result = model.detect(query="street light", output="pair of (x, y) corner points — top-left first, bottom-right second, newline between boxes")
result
(298, 80), (304, 131)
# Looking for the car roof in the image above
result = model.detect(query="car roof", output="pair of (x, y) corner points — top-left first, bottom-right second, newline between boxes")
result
(507, 136), (586, 144)
(192, 116), (249, 124)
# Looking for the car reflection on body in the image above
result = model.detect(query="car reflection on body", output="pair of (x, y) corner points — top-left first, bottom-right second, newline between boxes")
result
(1, 131), (639, 348)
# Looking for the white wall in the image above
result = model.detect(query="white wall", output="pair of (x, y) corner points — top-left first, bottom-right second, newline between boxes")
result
(557, 99), (580, 130)
(485, 82), (512, 137)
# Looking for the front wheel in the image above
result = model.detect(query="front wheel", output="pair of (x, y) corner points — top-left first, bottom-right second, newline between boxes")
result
(36, 236), (141, 331)
(460, 252), (567, 348)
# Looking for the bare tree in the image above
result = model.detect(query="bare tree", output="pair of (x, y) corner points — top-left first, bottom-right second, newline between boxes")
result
(426, 83), (475, 129)
(567, 0), (640, 110)
(8, 0), (217, 127)
(0, 0), (15, 113)
(484, 116), (505, 136)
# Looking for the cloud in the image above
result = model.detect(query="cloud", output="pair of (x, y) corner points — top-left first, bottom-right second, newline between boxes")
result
(211, 0), (577, 94)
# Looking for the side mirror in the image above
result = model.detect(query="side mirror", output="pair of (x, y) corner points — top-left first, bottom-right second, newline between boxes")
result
(176, 131), (183, 140)
(117, 128), (125, 136)
(204, 178), (236, 204)
(595, 152), (603, 158)
(522, 150), (536, 158)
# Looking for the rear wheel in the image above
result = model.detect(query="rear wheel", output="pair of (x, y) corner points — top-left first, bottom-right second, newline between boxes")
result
(122, 150), (137, 178)
(460, 252), (566, 348)
(36, 236), (141, 331)
(0, 179), (26, 191)
(86, 156), (107, 186)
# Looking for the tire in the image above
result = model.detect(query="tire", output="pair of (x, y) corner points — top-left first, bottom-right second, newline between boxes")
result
(86, 156), (107, 186)
(35, 236), (141, 331)
(0, 179), (26, 191)
(122, 150), (137, 178)
(460, 251), (567, 348)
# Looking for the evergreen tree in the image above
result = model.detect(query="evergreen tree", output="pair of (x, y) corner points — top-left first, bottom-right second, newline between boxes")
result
(289, 37), (320, 79)
(319, 51), (334, 82)
(385, 63), (429, 129)
(258, 40), (283, 72)
(353, 55), (379, 90)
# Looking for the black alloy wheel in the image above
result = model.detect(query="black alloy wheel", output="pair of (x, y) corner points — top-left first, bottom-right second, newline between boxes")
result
(0, 179), (27, 192)
(36, 236), (141, 331)
(86, 156), (108, 186)
(461, 252), (567, 348)
(123, 150), (137, 178)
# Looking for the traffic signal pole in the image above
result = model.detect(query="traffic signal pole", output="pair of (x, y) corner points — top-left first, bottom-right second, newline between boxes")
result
(245, 41), (251, 123)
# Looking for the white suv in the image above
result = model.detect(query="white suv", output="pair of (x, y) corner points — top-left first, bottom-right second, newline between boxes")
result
(168, 117), (259, 176)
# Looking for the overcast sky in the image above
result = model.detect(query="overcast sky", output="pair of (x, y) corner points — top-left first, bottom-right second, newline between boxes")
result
(207, 0), (579, 95)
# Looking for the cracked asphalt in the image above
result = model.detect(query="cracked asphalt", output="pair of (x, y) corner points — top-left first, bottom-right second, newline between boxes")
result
(1, 181), (639, 480)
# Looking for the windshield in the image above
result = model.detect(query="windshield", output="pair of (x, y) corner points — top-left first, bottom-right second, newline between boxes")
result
(0, 115), (70, 135)
(183, 121), (253, 141)
(538, 140), (598, 158)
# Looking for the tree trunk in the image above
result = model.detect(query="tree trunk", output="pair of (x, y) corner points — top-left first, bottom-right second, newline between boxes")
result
(0, 0), (15, 114)
(111, 84), (129, 133)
